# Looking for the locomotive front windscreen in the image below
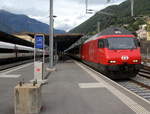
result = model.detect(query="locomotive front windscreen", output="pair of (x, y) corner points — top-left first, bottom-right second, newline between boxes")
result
(107, 37), (137, 50)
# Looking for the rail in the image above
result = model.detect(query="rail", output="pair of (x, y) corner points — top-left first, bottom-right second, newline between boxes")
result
(118, 65), (150, 101)
(0, 59), (33, 71)
(77, 59), (150, 101)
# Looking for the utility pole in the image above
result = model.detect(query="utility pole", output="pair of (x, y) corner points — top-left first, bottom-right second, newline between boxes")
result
(97, 21), (100, 33)
(131, 0), (134, 17)
(49, 0), (54, 68)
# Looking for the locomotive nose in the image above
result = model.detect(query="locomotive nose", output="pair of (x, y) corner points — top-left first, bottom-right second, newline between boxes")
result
(107, 50), (141, 65)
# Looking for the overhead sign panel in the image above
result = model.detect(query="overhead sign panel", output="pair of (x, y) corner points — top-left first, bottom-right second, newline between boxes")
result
(35, 35), (44, 49)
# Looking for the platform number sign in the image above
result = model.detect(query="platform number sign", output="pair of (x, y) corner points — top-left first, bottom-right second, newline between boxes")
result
(35, 35), (44, 49)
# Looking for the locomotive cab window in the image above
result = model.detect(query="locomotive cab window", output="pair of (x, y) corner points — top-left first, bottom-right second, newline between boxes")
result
(98, 39), (105, 48)
(107, 37), (137, 50)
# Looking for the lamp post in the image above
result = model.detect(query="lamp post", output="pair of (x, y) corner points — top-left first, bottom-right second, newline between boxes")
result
(53, 15), (57, 65)
(97, 21), (100, 33)
(85, 0), (94, 14)
(49, 0), (54, 68)
(131, 0), (134, 17)
(85, 0), (88, 13)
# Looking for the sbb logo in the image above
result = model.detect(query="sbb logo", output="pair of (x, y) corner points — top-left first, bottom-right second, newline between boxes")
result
(121, 56), (129, 60)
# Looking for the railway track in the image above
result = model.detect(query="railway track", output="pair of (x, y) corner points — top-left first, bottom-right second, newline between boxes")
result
(117, 65), (150, 101)
(0, 57), (49, 71)
(139, 65), (150, 79)
(79, 59), (150, 101)
(0, 59), (34, 71)
(73, 58), (150, 101)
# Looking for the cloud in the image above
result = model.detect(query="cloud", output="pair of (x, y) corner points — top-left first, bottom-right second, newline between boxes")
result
(63, 0), (124, 5)
(55, 23), (73, 32)
(0, 0), (49, 16)
(0, 0), (126, 31)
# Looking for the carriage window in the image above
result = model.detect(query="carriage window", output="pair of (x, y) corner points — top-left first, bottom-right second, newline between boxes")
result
(98, 39), (105, 48)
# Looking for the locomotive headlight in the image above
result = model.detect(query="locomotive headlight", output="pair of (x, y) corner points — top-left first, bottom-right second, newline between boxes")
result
(109, 60), (117, 63)
(133, 60), (138, 63)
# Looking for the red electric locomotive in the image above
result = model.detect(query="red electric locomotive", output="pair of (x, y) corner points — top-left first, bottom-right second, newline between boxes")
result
(80, 26), (142, 79)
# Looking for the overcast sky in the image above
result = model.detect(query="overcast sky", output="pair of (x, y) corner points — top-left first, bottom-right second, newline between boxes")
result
(0, 0), (125, 31)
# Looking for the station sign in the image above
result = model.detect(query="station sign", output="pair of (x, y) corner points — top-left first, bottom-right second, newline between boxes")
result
(35, 34), (45, 49)
(34, 61), (43, 81)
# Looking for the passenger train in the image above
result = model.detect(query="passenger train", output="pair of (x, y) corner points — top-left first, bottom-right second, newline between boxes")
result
(0, 41), (44, 64)
(66, 26), (142, 79)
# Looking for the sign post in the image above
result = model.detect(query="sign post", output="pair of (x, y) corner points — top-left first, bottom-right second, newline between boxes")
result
(31, 34), (47, 84)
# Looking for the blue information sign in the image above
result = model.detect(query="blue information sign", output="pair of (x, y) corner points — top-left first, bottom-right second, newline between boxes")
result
(35, 35), (44, 49)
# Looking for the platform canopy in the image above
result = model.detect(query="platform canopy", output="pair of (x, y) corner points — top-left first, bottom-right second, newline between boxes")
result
(0, 31), (34, 47)
(21, 32), (83, 52)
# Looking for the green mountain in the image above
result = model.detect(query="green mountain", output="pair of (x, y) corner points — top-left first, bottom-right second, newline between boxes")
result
(70, 0), (150, 35)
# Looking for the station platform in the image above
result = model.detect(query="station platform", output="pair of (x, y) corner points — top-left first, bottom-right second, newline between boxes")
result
(0, 60), (150, 114)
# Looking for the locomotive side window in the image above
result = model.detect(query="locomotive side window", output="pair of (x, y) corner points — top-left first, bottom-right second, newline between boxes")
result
(134, 38), (140, 47)
(98, 39), (105, 48)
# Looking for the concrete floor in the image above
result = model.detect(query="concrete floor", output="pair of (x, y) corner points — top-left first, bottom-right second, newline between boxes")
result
(0, 60), (149, 114)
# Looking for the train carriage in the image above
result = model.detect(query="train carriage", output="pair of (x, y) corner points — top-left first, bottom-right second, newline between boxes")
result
(0, 41), (44, 64)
